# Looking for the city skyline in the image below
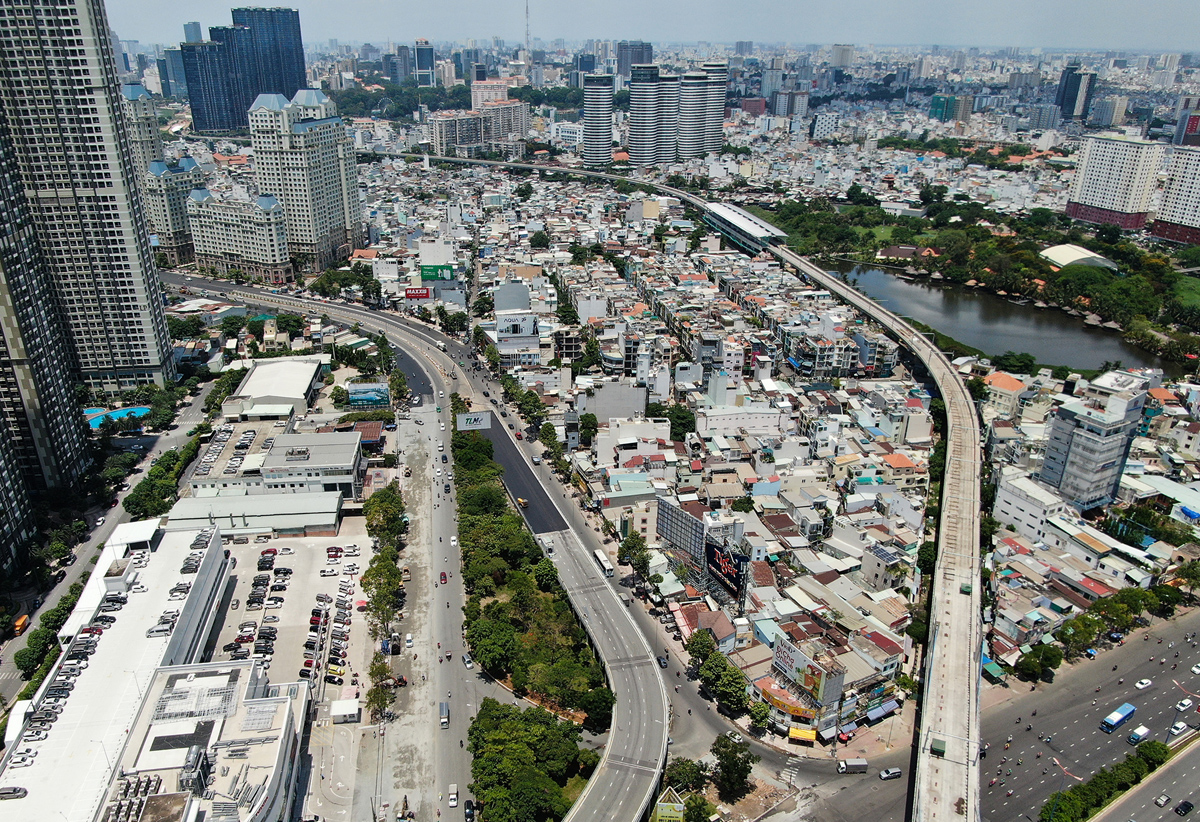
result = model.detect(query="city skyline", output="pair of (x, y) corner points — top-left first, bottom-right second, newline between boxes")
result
(106, 0), (1199, 52)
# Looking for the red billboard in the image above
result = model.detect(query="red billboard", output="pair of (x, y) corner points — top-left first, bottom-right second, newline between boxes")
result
(405, 288), (431, 299)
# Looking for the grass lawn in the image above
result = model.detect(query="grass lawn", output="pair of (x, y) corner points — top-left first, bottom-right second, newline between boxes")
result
(1174, 275), (1200, 308)
(854, 226), (894, 241)
(563, 774), (588, 805)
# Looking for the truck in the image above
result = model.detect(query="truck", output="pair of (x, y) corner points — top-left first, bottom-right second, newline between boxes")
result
(618, 593), (631, 607)
(1128, 725), (1151, 744)
(439, 701), (450, 729)
(13, 614), (28, 636)
(448, 784), (459, 808)
(1101, 702), (1137, 733)
(837, 758), (869, 774)
(436, 341), (447, 352)
(401, 566), (411, 582)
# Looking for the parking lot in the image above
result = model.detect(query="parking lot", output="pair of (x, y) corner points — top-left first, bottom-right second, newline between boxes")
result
(209, 520), (375, 703)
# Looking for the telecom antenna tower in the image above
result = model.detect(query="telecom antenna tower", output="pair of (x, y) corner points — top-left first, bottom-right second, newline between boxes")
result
(525, 0), (531, 59)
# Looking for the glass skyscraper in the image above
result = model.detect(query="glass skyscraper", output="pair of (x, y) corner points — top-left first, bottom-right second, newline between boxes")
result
(183, 7), (306, 132)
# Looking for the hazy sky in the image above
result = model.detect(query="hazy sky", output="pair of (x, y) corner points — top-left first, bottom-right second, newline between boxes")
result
(107, 0), (1197, 52)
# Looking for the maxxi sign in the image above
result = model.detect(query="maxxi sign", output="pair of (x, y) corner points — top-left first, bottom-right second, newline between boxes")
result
(456, 413), (491, 431)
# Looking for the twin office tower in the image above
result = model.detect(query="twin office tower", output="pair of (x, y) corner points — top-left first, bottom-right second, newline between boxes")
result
(584, 63), (728, 167)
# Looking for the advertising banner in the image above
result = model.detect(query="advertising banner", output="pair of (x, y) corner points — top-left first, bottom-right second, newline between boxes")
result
(705, 540), (748, 599)
(456, 412), (491, 431)
(405, 287), (431, 299)
(420, 264), (453, 281)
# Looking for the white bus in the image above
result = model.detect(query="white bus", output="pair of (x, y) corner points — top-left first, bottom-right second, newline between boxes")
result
(593, 549), (614, 577)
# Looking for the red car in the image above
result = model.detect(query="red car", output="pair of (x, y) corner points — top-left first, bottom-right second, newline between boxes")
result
(515, 432), (523, 440)
(80, 627), (103, 636)
(260, 548), (277, 556)
(440, 572), (447, 585)
(310, 615), (325, 626)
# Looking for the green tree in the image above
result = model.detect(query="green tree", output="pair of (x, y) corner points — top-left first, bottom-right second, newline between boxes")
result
(749, 701), (771, 731)
(684, 794), (717, 822)
(714, 662), (750, 715)
(330, 386), (349, 406)
(533, 557), (559, 591)
(731, 496), (755, 513)
(529, 230), (551, 250)
(539, 422), (557, 448)
(685, 629), (717, 667)
(515, 181), (533, 200)
(466, 618), (518, 673)
(645, 402), (696, 441)
(965, 377), (988, 402)
(1136, 739), (1170, 770)
(220, 316), (245, 338)
(473, 293), (495, 317)
(578, 413), (598, 446)
(916, 541), (938, 575)
(710, 733), (759, 801)
(664, 757), (708, 792)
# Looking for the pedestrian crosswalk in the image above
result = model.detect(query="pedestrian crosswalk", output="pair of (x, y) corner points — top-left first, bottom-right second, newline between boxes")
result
(782, 756), (802, 785)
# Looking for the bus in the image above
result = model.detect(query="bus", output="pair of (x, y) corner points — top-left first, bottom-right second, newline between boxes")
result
(1100, 702), (1136, 733)
(593, 549), (614, 578)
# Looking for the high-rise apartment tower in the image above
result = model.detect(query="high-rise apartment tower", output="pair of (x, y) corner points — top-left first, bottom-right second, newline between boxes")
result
(1055, 64), (1096, 120)
(0, 0), (175, 393)
(249, 90), (362, 270)
(582, 74), (614, 166)
(1066, 134), (1165, 229)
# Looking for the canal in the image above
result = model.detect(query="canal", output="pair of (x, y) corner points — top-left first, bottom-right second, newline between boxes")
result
(836, 265), (1178, 374)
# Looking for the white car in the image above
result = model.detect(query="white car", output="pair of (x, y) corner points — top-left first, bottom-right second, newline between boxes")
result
(1177, 699), (1194, 713)
(279, 547), (295, 555)
(320, 569), (339, 577)
(95, 517), (106, 527)
(264, 601), (283, 609)
(1171, 721), (1189, 736)
(1193, 664), (1200, 676)
(1135, 678), (1153, 689)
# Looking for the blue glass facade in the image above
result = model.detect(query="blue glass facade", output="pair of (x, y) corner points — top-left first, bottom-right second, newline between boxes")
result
(182, 8), (305, 133)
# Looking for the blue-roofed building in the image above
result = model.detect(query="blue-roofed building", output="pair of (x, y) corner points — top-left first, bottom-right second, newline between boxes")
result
(249, 89), (363, 270)
(187, 189), (294, 283)
(142, 158), (204, 265)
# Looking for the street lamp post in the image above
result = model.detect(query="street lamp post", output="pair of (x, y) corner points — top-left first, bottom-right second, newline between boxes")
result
(1046, 758), (1083, 822)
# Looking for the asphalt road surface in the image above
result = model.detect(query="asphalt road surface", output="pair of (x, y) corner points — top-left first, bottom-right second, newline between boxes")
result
(982, 611), (1200, 822)
(163, 276), (671, 822)
(477, 412), (566, 534)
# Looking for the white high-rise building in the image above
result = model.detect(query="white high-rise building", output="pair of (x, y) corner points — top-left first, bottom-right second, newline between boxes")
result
(143, 158), (204, 265)
(471, 79), (510, 110)
(249, 89), (363, 271)
(1152, 147), (1200, 245)
(677, 71), (708, 159)
(187, 190), (293, 283)
(120, 83), (164, 176)
(0, 0), (175, 392)
(701, 62), (728, 153)
(830, 44), (855, 67)
(627, 65), (680, 166)
(1066, 134), (1165, 229)
(582, 73), (614, 166)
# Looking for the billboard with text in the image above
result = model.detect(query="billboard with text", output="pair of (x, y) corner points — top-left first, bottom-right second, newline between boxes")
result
(405, 287), (431, 299)
(456, 412), (491, 431)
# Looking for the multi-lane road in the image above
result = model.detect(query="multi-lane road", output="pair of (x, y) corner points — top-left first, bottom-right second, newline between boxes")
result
(358, 153), (984, 821)
(160, 273), (672, 822)
(164, 157), (988, 820)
